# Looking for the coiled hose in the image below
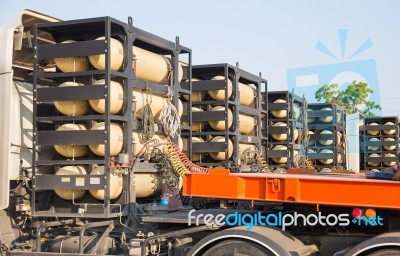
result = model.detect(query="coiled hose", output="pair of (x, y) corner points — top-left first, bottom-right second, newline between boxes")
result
(255, 152), (272, 173)
(171, 144), (210, 173)
(163, 144), (210, 175)
(160, 143), (212, 209)
(305, 157), (315, 169)
(163, 144), (190, 177)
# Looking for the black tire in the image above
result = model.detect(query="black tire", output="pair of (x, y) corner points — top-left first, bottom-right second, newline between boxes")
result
(365, 248), (400, 256)
(202, 239), (272, 256)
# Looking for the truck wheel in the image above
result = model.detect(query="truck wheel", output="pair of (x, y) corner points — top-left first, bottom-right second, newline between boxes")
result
(366, 248), (400, 256)
(202, 239), (272, 256)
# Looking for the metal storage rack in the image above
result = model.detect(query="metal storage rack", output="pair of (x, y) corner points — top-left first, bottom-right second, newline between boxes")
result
(361, 116), (399, 172)
(307, 103), (347, 171)
(266, 91), (307, 170)
(32, 16), (192, 218)
(181, 63), (267, 171)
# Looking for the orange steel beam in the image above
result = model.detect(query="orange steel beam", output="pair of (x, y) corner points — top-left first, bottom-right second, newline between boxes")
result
(183, 169), (400, 210)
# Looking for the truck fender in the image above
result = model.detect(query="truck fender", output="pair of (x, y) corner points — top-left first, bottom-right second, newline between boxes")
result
(344, 232), (400, 256)
(186, 226), (316, 256)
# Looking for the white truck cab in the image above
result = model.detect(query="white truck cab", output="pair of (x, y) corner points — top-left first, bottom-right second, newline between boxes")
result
(0, 10), (59, 210)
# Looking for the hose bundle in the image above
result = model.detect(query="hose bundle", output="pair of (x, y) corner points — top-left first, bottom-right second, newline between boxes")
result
(163, 144), (190, 177)
(255, 153), (272, 173)
(171, 144), (210, 174)
(153, 154), (181, 197)
(305, 157), (315, 169)
(163, 144), (210, 175)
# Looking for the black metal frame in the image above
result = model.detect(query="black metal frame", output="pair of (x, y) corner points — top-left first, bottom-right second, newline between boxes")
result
(266, 91), (307, 169)
(306, 103), (347, 170)
(181, 63), (267, 169)
(361, 116), (399, 171)
(32, 16), (192, 218)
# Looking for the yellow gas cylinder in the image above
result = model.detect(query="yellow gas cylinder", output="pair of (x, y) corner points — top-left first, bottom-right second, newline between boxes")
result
(319, 130), (333, 146)
(89, 37), (124, 71)
(132, 132), (183, 156)
(238, 83), (255, 106)
(209, 76), (233, 100)
(182, 107), (206, 131)
(209, 136), (233, 161)
(54, 82), (89, 116)
(368, 138), (380, 151)
(135, 172), (163, 198)
(89, 79), (124, 114)
(54, 40), (90, 72)
(307, 109), (315, 123)
(319, 149), (333, 165)
(133, 89), (166, 120)
(367, 153), (381, 167)
(367, 123), (379, 136)
(178, 98), (183, 117)
(54, 123), (89, 158)
(54, 166), (87, 200)
(89, 122), (123, 157)
(384, 153), (396, 166)
(383, 138), (396, 151)
(239, 114), (256, 134)
(89, 166), (123, 200)
(308, 148), (316, 154)
(208, 106), (233, 131)
(293, 129), (299, 142)
(270, 99), (287, 118)
(271, 122), (288, 141)
(183, 78), (205, 102)
(270, 122), (299, 142)
(383, 122), (396, 135)
(293, 105), (301, 120)
(271, 145), (287, 164)
(133, 174), (181, 198)
(239, 143), (257, 159)
(186, 137), (205, 161)
(133, 46), (183, 84)
(319, 107), (333, 123)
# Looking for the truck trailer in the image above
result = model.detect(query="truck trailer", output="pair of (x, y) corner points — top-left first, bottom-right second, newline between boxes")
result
(1, 9), (400, 256)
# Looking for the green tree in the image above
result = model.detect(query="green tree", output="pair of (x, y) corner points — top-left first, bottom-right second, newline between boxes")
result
(315, 81), (381, 116)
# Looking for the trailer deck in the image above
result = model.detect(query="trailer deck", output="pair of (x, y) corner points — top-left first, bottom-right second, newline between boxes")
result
(183, 169), (400, 210)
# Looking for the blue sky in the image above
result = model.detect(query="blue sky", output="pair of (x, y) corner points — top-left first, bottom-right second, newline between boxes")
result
(1, 1), (399, 115)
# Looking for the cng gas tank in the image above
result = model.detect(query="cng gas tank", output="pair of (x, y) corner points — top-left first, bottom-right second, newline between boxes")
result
(54, 166), (87, 200)
(54, 123), (89, 158)
(88, 122), (123, 157)
(89, 37), (124, 71)
(89, 166), (123, 200)
(133, 46), (183, 84)
(54, 81), (89, 116)
(54, 40), (90, 72)
(89, 79), (124, 114)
